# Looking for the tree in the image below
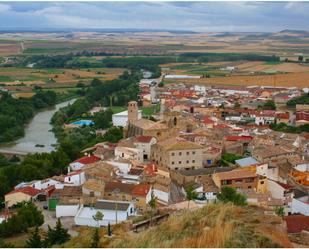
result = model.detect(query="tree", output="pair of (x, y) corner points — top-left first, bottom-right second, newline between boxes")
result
(92, 211), (104, 227)
(298, 55), (304, 62)
(26, 226), (42, 248)
(275, 206), (285, 217)
(234, 101), (241, 109)
(45, 218), (70, 246)
(185, 185), (198, 209)
(262, 100), (276, 110)
(217, 186), (247, 206)
(148, 190), (157, 225)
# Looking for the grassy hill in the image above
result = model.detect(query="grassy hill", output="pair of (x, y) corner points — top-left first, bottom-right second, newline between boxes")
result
(65, 203), (292, 248)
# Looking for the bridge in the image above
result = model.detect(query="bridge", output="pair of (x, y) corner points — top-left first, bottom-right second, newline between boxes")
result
(0, 149), (29, 160)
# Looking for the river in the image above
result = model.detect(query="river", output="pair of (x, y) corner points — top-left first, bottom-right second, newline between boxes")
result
(0, 98), (76, 154)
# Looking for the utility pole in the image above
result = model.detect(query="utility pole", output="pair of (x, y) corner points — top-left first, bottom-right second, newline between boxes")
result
(113, 188), (120, 224)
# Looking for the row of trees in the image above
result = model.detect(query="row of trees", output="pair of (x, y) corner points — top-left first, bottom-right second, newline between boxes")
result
(270, 123), (309, 134)
(287, 93), (309, 107)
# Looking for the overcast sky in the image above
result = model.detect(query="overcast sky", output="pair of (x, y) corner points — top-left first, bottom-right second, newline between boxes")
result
(0, 1), (308, 32)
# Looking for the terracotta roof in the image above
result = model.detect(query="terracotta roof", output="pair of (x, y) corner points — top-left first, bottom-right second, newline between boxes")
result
(134, 135), (154, 143)
(273, 180), (293, 190)
(105, 181), (135, 194)
(157, 137), (203, 151)
(144, 163), (158, 176)
(285, 215), (309, 233)
(213, 169), (257, 181)
(83, 179), (104, 192)
(132, 184), (151, 197)
(66, 170), (83, 177)
(6, 186), (41, 197)
(226, 135), (253, 142)
(72, 155), (100, 165)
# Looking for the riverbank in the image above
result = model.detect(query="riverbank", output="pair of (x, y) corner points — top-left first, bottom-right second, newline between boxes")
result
(0, 98), (77, 154)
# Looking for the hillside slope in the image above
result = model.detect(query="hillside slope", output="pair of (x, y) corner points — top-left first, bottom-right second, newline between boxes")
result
(112, 203), (291, 248)
(65, 203), (292, 248)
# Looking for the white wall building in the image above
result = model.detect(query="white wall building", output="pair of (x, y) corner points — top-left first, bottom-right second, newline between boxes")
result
(115, 146), (143, 164)
(105, 160), (132, 174)
(112, 110), (142, 127)
(56, 204), (80, 218)
(291, 196), (309, 216)
(64, 171), (85, 186)
(133, 136), (157, 161)
(74, 200), (136, 227)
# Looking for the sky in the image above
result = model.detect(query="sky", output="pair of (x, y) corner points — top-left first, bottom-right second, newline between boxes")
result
(0, 1), (308, 32)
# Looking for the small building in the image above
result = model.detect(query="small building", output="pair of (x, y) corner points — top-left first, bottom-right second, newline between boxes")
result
(133, 135), (157, 161)
(74, 200), (136, 227)
(69, 155), (101, 171)
(112, 110), (142, 127)
(5, 186), (41, 207)
(212, 170), (258, 191)
(64, 170), (85, 186)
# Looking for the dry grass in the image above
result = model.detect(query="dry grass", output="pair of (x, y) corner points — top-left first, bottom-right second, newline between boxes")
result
(106, 203), (291, 248)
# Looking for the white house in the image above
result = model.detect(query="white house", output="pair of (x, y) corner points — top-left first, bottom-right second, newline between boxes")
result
(115, 146), (143, 164)
(69, 155), (101, 172)
(105, 160), (132, 174)
(74, 200), (136, 227)
(133, 135), (157, 161)
(31, 179), (61, 190)
(64, 171), (85, 186)
(153, 188), (170, 205)
(112, 110), (142, 127)
(268, 179), (294, 214)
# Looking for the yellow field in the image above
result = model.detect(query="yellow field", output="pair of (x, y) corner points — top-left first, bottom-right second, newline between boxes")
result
(171, 72), (309, 88)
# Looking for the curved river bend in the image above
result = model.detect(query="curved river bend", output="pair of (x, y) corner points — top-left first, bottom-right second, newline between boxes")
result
(0, 99), (76, 154)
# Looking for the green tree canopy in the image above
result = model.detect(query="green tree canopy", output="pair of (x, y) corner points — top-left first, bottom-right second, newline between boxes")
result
(217, 187), (247, 206)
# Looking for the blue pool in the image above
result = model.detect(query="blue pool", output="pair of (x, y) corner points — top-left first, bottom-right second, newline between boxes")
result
(71, 119), (94, 126)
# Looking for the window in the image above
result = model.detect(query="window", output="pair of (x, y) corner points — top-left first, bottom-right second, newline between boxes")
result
(171, 161), (174, 165)
(192, 160), (195, 163)
(186, 160), (189, 164)
(235, 179), (243, 184)
(222, 180), (232, 185)
(192, 151), (196, 155)
(245, 178), (254, 183)
(260, 181), (264, 184)
(175, 167), (179, 170)
(172, 152), (175, 156)
(186, 152), (189, 155)
(90, 191), (94, 197)
(179, 152), (182, 156)
(122, 153), (124, 157)
(248, 186), (252, 189)
(179, 161), (182, 164)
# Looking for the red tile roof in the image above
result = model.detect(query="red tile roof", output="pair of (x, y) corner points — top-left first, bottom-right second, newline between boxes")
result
(72, 155), (100, 165)
(275, 181), (293, 190)
(285, 215), (309, 233)
(7, 186), (41, 197)
(226, 135), (253, 142)
(67, 170), (82, 176)
(203, 117), (214, 125)
(144, 163), (158, 176)
(135, 135), (154, 143)
(132, 184), (151, 197)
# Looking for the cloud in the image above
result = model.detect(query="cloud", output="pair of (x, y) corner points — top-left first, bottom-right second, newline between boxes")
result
(0, 2), (308, 32)
(0, 3), (11, 13)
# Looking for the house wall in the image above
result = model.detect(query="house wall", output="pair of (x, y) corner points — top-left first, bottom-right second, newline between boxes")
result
(74, 205), (135, 227)
(64, 172), (85, 186)
(115, 147), (143, 163)
(134, 138), (157, 161)
(69, 162), (84, 171)
(267, 180), (285, 200)
(212, 175), (258, 190)
(291, 198), (309, 216)
(5, 192), (32, 207)
(151, 145), (203, 171)
(153, 189), (169, 204)
(105, 160), (131, 174)
(56, 204), (79, 218)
